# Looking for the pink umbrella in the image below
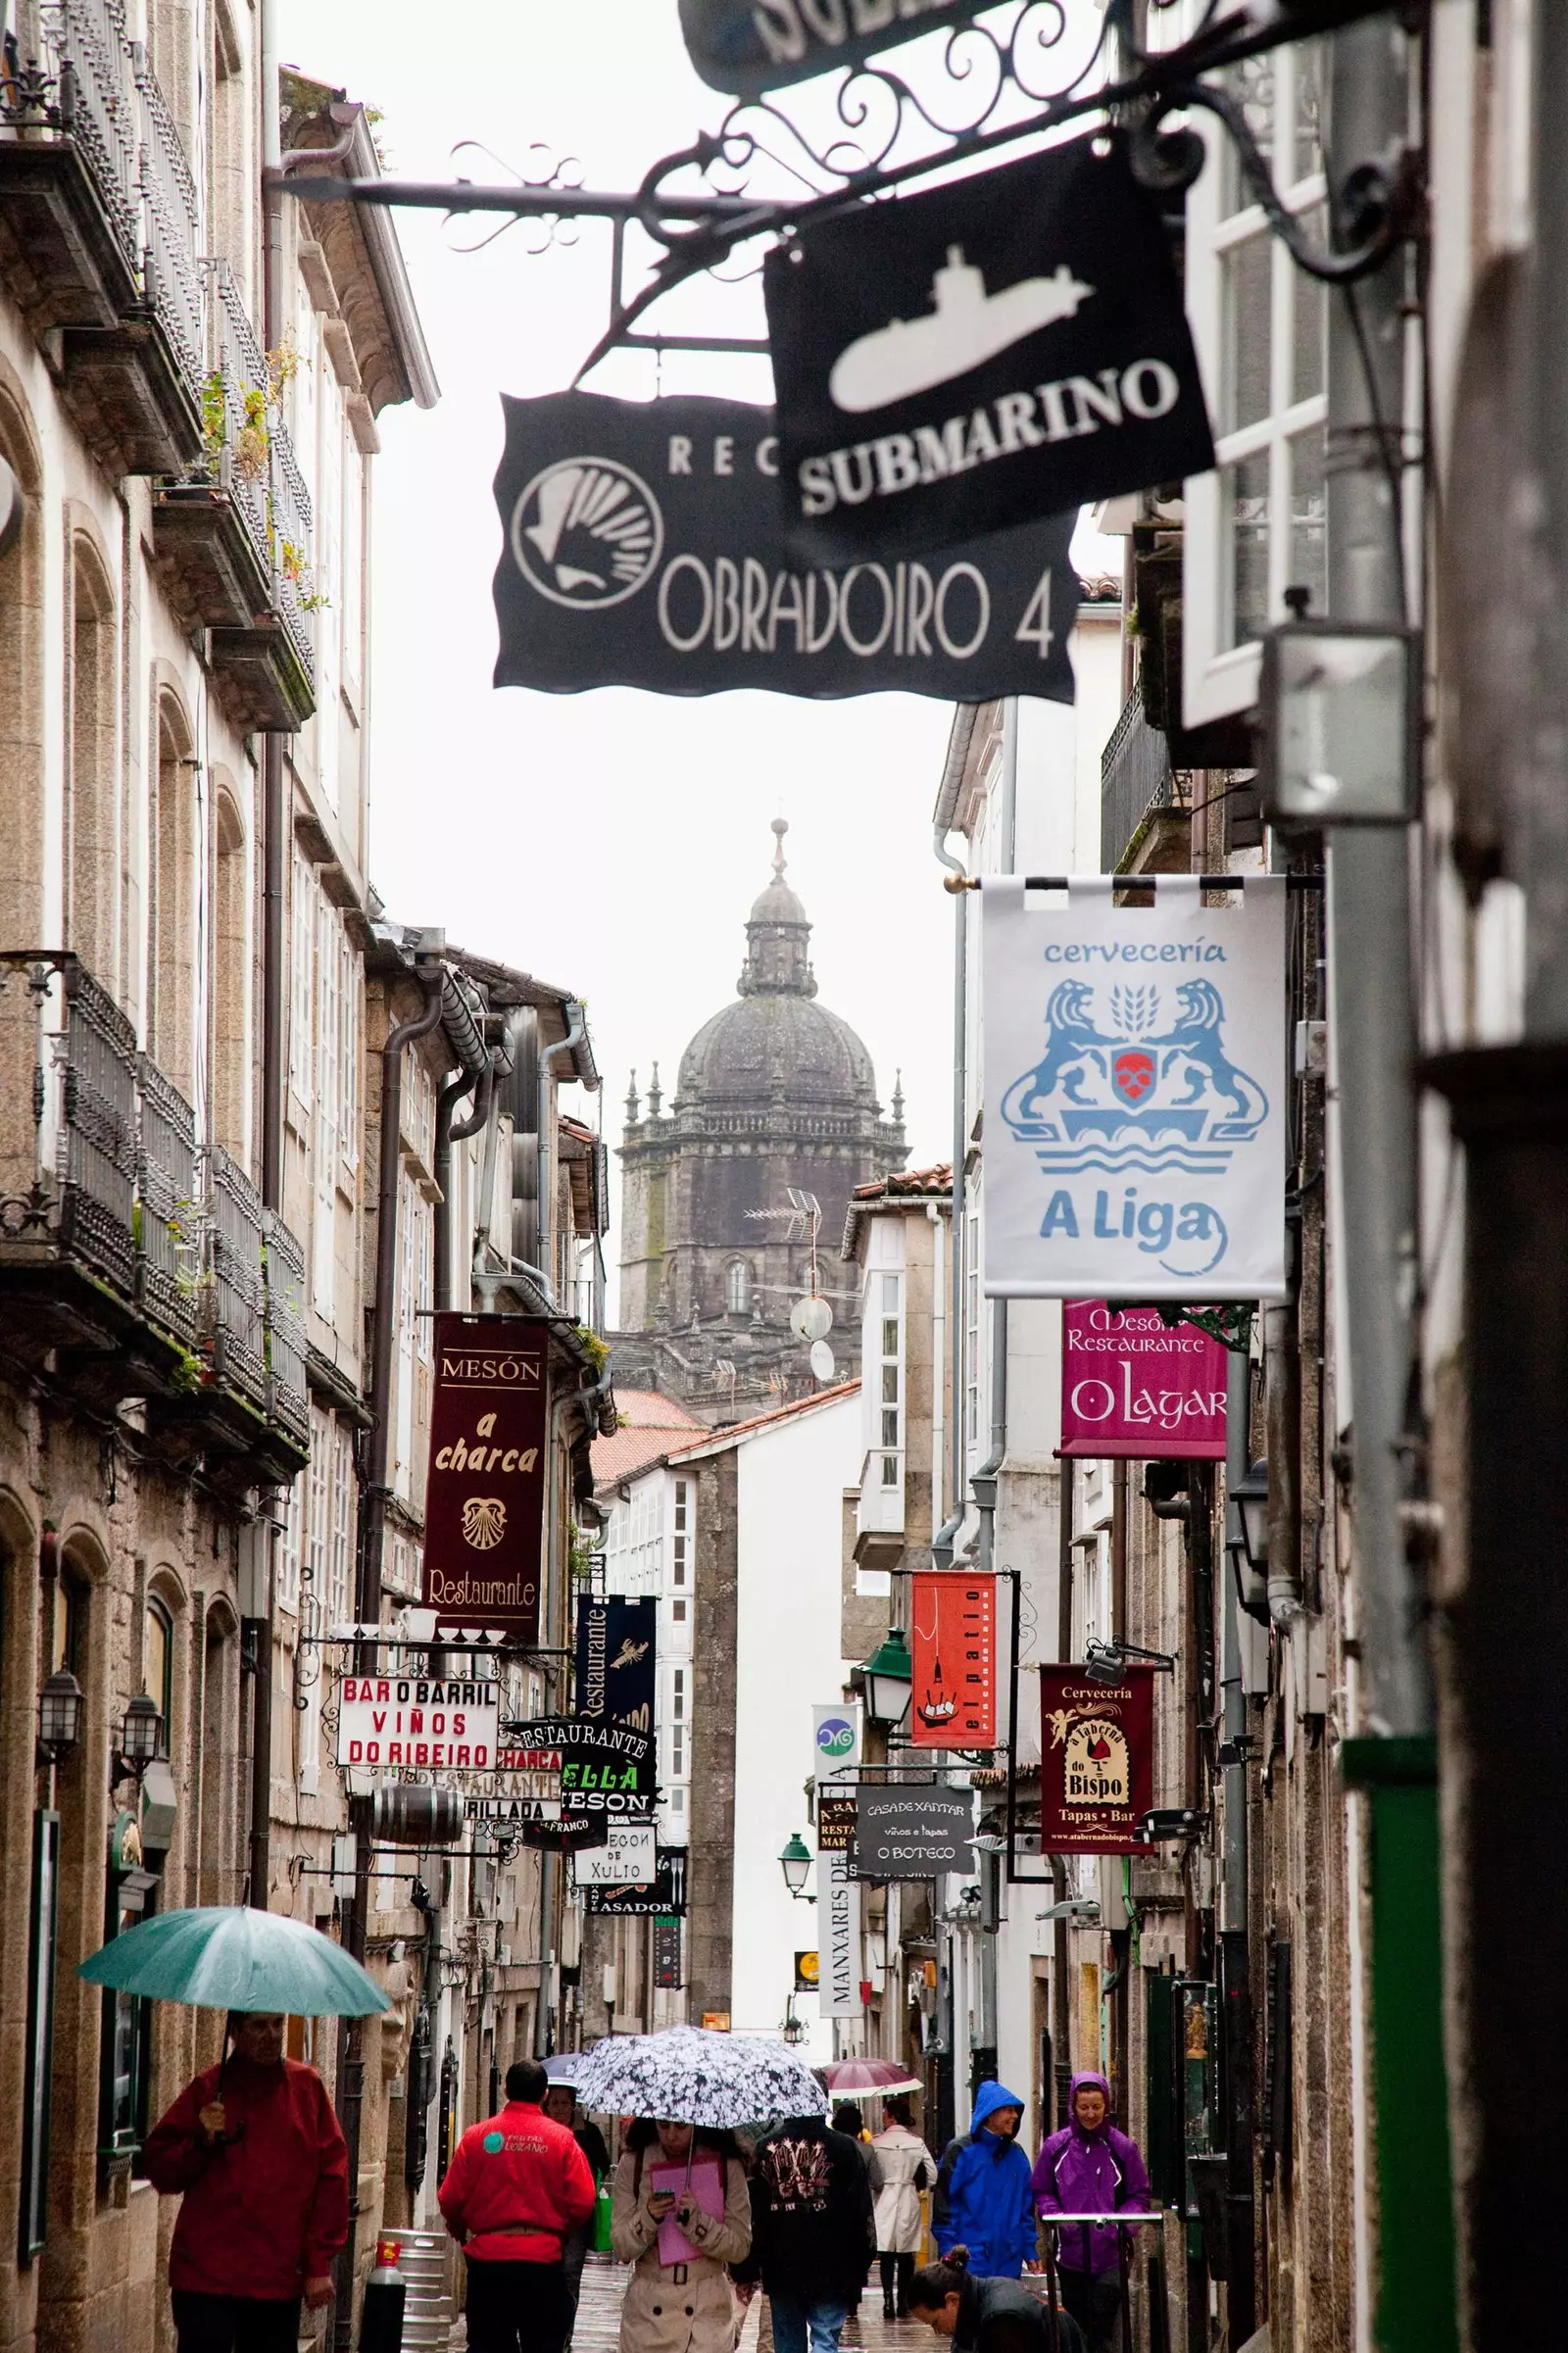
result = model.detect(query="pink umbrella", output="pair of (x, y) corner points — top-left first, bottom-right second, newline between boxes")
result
(821, 2057), (924, 2095)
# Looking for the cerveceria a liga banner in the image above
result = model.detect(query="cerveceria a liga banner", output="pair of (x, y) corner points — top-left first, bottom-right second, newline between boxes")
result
(982, 877), (1287, 1301)
(491, 389), (1075, 704)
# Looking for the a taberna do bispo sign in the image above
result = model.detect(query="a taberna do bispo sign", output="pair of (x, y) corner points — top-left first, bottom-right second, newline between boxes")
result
(982, 877), (1288, 1301)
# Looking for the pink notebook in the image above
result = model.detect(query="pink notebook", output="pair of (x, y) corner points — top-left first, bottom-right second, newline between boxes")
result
(650, 2160), (725, 2266)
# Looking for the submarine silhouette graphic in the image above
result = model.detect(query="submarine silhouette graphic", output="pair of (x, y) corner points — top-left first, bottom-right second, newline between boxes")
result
(827, 246), (1095, 416)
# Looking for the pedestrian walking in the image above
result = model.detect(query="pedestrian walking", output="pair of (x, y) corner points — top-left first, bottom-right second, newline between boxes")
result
(543, 2083), (613, 2341)
(830, 2103), (880, 2317)
(611, 2116), (753, 2353)
(906, 2249), (1088, 2353)
(144, 2009), (349, 2353)
(870, 2095), (936, 2319)
(932, 2083), (1036, 2281)
(1030, 2073), (1151, 2353)
(439, 2056), (598, 2353)
(735, 2108), (875, 2353)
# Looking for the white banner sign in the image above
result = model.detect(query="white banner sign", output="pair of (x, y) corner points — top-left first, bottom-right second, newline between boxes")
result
(573, 1826), (659, 1888)
(822, 1849), (862, 2018)
(983, 876), (1287, 1300)
(812, 1703), (860, 1776)
(336, 1676), (500, 1772)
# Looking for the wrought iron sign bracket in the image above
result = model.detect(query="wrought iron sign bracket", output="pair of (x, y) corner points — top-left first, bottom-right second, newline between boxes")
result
(272, 0), (1425, 378)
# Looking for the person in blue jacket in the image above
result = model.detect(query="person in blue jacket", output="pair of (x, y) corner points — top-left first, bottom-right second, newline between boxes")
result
(932, 2083), (1037, 2279)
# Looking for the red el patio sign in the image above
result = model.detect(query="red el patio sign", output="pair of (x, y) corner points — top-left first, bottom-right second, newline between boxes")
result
(422, 1313), (549, 1641)
(1039, 1666), (1155, 1855)
(909, 1573), (997, 1748)
(1060, 1302), (1228, 1459)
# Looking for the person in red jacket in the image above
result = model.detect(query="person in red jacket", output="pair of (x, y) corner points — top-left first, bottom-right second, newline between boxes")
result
(144, 2009), (349, 2352)
(440, 2057), (597, 2353)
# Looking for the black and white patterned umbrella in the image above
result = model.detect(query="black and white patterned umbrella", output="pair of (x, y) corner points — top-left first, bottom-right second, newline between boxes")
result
(572, 2024), (824, 2128)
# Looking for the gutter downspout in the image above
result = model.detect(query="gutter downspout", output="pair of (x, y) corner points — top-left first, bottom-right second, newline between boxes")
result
(1051, 1455), (1074, 2130)
(537, 1000), (588, 1308)
(334, 965), (443, 2348)
(971, 700), (1018, 1575)
(1219, 1338), (1257, 2341)
(251, 0), (284, 1928)
(933, 835), (967, 1568)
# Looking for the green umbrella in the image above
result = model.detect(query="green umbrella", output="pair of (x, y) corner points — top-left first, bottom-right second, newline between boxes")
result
(78, 1905), (389, 2017)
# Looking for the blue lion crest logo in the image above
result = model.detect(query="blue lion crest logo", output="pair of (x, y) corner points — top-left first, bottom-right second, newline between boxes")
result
(1002, 978), (1268, 1175)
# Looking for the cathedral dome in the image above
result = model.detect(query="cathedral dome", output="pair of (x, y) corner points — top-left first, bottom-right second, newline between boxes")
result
(674, 820), (880, 1112)
(678, 993), (877, 1108)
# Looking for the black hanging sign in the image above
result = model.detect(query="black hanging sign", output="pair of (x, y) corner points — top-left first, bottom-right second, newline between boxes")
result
(678, 0), (976, 97)
(492, 389), (1075, 706)
(763, 132), (1215, 564)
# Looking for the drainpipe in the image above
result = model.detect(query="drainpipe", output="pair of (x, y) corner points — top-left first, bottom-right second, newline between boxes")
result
(333, 964), (443, 2348)
(971, 701), (1018, 1582)
(538, 1000), (587, 1311)
(251, 0), (285, 1932)
(1051, 1456), (1075, 2125)
(1320, 22), (1451, 2353)
(933, 833), (967, 1568)
(1219, 1339), (1256, 2339)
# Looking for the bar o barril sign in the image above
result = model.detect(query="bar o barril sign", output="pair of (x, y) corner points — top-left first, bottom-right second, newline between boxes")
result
(421, 1314), (549, 1641)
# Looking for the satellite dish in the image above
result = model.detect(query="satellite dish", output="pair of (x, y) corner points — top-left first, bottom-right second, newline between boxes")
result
(809, 1339), (836, 1383)
(791, 1296), (833, 1343)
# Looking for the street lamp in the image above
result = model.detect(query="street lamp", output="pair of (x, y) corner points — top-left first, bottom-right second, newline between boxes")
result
(1230, 1461), (1270, 1571)
(113, 1691), (164, 1787)
(36, 1668), (84, 1764)
(781, 1995), (806, 2045)
(860, 1629), (912, 1730)
(1259, 601), (1420, 826)
(779, 1832), (814, 1901)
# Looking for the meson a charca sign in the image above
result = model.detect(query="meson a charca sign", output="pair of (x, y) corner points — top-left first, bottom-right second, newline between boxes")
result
(420, 1314), (548, 1641)
(491, 388), (1075, 706)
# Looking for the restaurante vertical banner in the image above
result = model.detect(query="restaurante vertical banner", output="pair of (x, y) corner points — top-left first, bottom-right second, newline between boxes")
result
(422, 1314), (548, 1641)
(909, 1573), (997, 1747)
(983, 876), (1288, 1300)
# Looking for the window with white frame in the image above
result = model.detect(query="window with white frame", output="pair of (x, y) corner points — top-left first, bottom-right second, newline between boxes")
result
(878, 1272), (902, 1484)
(667, 1666), (687, 1780)
(289, 853), (316, 1106)
(1183, 45), (1329, 724)
(338, 935), (360, 1174)
(313, 900), (340, 1317)
(277, 1477), (303, 1611)
(671, 1480), (690, 1587)
(725, 1258), (752, 1314)
(307, 1404), (331, 1605)
(328, 1418), (355, 1627)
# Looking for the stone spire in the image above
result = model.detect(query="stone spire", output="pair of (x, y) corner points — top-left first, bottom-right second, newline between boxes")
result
(625, 1068), (640, 1123)
(738, 817), (816, 1000)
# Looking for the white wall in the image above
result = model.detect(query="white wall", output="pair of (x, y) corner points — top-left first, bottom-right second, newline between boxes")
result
(730, 1391), (862, 2050)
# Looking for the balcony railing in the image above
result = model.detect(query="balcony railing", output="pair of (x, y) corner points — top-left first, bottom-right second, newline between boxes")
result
(263, 1213), (309, 1447)
(1101, 687), (1187, 872)
(210, 1146), (267, 1410)
(0, 952), (137, 1294)
(0, 951), (308, 1465)
(37, 0), (141, 271)
(137, 1052), (199, 1347)
(131, 43), (203, 397)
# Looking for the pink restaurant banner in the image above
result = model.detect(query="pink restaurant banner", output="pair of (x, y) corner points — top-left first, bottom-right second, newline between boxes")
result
(1060, 1301), (1228, 1459)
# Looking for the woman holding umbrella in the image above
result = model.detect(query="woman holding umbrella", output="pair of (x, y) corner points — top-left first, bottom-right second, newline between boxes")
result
(611, 2116), (752, 2353)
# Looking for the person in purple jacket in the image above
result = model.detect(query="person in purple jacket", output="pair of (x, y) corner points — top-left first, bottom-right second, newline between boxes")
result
(1030, 2072), (1151, 2352)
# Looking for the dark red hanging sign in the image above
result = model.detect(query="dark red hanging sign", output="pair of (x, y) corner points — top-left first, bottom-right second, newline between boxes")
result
(422, 1314), (549, 1641)
(1038, 1665), (1156, 1854)
(909, 1573), (998, 1747)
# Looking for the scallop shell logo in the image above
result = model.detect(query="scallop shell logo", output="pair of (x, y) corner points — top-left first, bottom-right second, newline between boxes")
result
(463, 1496), (507, 1551)
(511, 456), (663, 610)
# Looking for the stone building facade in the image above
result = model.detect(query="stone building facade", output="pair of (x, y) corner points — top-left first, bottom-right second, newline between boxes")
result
(0, 25), (612, 2352)
(613, 821), (906, 1421)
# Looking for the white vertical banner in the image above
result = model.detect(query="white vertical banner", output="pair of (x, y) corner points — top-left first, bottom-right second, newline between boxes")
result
(812, 1704), (860, 1776)
(983, 875), (1288, 1299)
(822, 1848), (862, 2018)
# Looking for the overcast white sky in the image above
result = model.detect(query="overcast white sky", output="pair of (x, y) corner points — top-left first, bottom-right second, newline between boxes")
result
(274, 1), (1102, 1314)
